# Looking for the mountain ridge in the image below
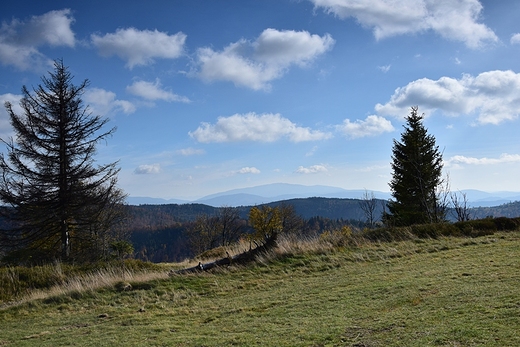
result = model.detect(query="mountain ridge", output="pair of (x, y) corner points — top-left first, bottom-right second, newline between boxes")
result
(126, 183), (520, 208)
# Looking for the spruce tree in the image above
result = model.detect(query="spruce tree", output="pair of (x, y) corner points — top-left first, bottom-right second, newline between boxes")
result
(0, 60), (126, 263)
(385, 106), (444, 226)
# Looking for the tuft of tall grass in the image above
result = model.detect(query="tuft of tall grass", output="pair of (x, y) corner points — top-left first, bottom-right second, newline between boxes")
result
(25, 266), (168, 303)
(0, 260), (167, 307)
(0, 261), (66, 303)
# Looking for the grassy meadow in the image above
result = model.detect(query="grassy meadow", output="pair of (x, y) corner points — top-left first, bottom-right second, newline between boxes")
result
(1, 232), (520, 346)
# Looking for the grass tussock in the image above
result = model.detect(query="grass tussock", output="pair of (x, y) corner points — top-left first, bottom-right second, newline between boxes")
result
(0, 260), (167, 307)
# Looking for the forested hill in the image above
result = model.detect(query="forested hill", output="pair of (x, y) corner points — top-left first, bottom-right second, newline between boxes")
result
(124, 203), (217, 231)
(124, 197), (520, 230)
(470, 201), (520, 219)
(124, 197), (375, 228)
(266, 197), (371, 220)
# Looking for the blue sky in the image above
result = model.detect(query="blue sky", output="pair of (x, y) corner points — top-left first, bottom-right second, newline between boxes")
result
(1, 0), (520, 200)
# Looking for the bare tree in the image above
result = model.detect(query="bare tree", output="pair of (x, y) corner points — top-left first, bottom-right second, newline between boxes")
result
(359, 190), (377, 228)
(451, 191), (471, 222)
(219, 206), (244, 246)
(278, 203), (304, 234)
(185, 207), (245, 255)
(434, 173), (451, 223)
(185, 214), (220, 255)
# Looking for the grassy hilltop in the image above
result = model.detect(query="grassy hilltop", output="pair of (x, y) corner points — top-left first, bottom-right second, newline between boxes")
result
(1, 231), (520, 346)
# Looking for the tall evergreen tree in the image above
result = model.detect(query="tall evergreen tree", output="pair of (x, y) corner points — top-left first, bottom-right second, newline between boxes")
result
(385, 106), (444, 226)
(0, 60), (126, 263)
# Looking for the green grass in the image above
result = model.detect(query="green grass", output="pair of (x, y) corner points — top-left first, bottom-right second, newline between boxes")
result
(1, 232), (520, 346)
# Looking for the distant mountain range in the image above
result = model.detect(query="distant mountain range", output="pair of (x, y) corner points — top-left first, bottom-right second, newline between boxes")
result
(126, 183), (520, 208)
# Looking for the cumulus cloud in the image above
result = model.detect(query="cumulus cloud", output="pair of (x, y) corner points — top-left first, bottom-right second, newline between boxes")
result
(176, 147), (205, 156)
(337, 115), (394, 138)
(375, 70), (520, 125)
(189, 112), (332, 143)
(511, 33), (520, 45)
(197, 28), (334, 90)
(91, 28), (186, 68)
(0, 9), (75, 70)
(295, 164), (328, 174)
(446, 153), (520, 166)
(134, 164), (161, 174)
(126, 79), (190, 103)
(237, 167), (261, 174)
(310, 0), (497, 48)
(84, 88), (136, 116)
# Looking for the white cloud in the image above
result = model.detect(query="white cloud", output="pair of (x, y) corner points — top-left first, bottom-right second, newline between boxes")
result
(310, 0), (497, 48)
(375, 70), (520, 124)
(338, 115), (395, 138)
(134, 164), (161, 174)
(511, 33), (520, 45)
(189, 112), (332, 143)
(126, 79), (190, 103)
(197, 28), (334, 90)
(176, 147), (205, 156)
(237, 167), (261, 174)
(446, 153), (520, 166)
(295, 164), (328, 174)
(91, 28), (186, 68)
(253, 28), (335, 66)
(378, 64), (391, 73)
(0, 9), (75, 70)
(84, 88), (136, 116)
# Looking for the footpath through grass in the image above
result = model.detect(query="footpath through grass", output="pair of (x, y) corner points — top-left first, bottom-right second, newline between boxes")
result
(1, 232), (520, 346)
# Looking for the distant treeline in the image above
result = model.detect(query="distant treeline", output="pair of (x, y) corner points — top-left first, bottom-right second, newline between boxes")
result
(123, 198), (520, 262)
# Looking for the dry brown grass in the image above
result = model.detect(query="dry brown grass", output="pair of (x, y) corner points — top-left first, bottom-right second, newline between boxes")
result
(1, 265), (169, 309)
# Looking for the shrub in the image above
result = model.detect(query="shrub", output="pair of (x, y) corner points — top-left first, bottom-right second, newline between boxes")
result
(491, 217), (519, 231)
(320, 226), (353, 247)
(1, 248), (56, 266)
(361, 226), (414, 242)
(454, 219), (496, 237)
(0, 262), (65, 302)
(411, 223), (460, 239)
(195, 246), (228, 261)
(110, 241), (134, 260)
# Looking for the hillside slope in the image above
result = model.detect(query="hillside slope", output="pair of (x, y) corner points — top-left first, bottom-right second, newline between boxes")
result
(1, 232), (519, 346)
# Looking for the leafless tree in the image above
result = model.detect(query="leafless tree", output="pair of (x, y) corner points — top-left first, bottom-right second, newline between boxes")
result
(359, 190), (378, 228)
(434, 173), (451, 223)
(451, 191), (471, 222)
(278, 203), (304, 234)
(219, 206), (244, 246)
(186, 207), (245, 255)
